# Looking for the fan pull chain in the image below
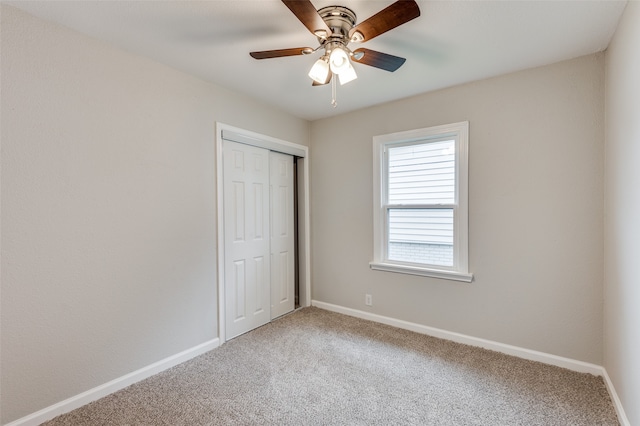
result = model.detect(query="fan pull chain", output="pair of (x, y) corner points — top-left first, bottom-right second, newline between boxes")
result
(331, 73), (337, 108)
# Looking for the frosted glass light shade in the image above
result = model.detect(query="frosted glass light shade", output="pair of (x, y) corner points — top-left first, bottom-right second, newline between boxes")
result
(338, 63), (357, 85)
(308, 58), (330, 84)
(329, 47), (350, 74)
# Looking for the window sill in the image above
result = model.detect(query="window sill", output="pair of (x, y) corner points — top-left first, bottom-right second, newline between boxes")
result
(369, 261), (473, 283)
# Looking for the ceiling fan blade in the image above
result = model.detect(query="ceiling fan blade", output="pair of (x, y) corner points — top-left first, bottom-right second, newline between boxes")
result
(349, 0), (420, 43)
(312, 73), (332, 86)
(250, 47), (314, 59)
(352, 48), (406, 72)
(282, 0), (332, 38)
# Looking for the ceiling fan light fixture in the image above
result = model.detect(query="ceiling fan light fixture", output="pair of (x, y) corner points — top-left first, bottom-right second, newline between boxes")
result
(338, 62), (357, 85)
(308, 57), (330, 84)
(329, 46), (350, 74)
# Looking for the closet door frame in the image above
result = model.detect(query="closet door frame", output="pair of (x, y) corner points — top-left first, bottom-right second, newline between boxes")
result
(216, 123), (311, 344)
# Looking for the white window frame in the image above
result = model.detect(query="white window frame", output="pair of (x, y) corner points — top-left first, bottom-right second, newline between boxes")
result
(370, 121), (472, 282)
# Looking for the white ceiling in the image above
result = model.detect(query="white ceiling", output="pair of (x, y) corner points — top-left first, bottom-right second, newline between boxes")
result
(7, 0), (627, 121)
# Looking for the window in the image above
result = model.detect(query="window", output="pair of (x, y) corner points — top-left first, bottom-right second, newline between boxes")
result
(371, 121), (472, 282)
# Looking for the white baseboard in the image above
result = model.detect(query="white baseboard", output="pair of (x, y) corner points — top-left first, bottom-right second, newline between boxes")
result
(6, 338), (220, 426)
(602, 368), (631, 426)
(312, 300), (631, 424)
(312, 300), (603, 374)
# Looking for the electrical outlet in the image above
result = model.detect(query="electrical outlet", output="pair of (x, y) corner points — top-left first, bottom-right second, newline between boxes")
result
(365, 294), (373, 306)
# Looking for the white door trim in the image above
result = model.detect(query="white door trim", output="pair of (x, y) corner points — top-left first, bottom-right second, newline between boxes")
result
(216, 123), (311, 344)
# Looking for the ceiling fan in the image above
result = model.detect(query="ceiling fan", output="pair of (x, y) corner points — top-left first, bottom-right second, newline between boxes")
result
(250, 0), (420, 105)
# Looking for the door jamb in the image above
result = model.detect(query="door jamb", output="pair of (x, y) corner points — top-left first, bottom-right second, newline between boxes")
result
(216, 123), (311, 344)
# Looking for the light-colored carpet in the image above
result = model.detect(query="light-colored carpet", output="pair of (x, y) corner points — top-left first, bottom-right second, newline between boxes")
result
(44, 307), (619, 425)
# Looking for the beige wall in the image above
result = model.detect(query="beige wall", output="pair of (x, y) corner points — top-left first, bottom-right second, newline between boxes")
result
(0, 6), (309, 423)
(604, 2), (640, 425)
(310, 54), (604, 364)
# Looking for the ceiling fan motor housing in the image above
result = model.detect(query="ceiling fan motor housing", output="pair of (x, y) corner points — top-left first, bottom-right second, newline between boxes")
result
(316, 6), (357, 47)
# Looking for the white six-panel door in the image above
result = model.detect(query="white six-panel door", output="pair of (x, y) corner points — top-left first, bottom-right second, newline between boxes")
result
(223, 141), (272, 339)
(222, 141), (295, 339)
(270, 151), (295, 319)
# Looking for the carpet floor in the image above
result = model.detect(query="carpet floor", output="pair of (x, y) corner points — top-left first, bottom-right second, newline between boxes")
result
(44, 307), (619, 425)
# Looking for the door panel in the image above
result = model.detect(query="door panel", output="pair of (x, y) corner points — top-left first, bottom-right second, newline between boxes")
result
(223, 141), (271, 339)
(270, 152), (295, 319)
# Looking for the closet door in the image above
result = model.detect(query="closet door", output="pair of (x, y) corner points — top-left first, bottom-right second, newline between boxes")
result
(223, 140), (271, 339)
(270, 152), (295, 319)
